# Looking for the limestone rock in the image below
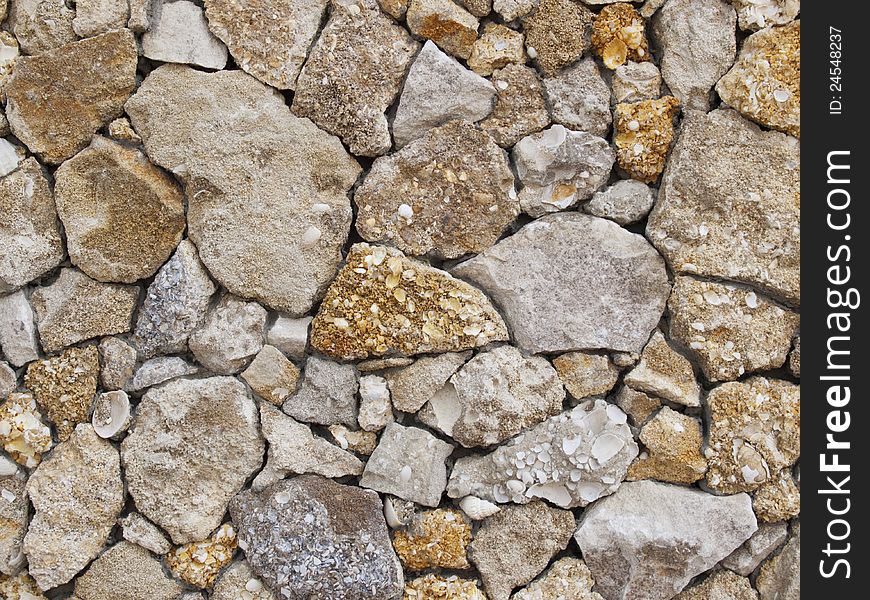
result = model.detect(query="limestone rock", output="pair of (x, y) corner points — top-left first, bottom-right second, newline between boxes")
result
(189, 295), (267, 375)
(721, 521), (788, 576)
(205, 0), (325, 89)
(704, 377), (799, 494)
(30, 268), (139, 353)
(254, 403), (363, 491)
(0, 363), (14, 398)
(133, 240), (217, 360)
(553, 352), (619, 401)
(356, 120), (517, 259)
(8, 0), (76, 55)
(73, 0), (129, 37)
(328, 424), (379, 456)
(212, 560), (275, 600)
(72, 542), (183, 600)
(668, 277), (800, 381)
(385, 352), (471, 413)
(447, 400), (638, 508)
(627, 407), (707, 484)
(166, 523), (237, 589)
(591, 3), (651, 69)
(647, 109), (800, 305)
(732, 0), (799, 30)
(360, 422), (454, 507)
(24, 346), (99, 441)
(121, 377), (264, 544)
(0, 32), (17, 103)
(358, 375), (394, 432)
(54, 136), (185, 284)
(480, 64), (550, 148)
(142, 1), (228, 70)
(419, 345), (565, 447)
(230, 475), (405, 600)
(0, 159), (63, 294)
(379, 0), (410, 18)
(282, 356), (358, 427)
(788, 336), (800, 377)
(469, 501), (575, 600)
(265, 316), (311, 360)
(0, 466), (27, 576)
(119, 512), (172, 555)
(468, 24), (525, 77)
(0, 571), (46, 599)
(716, 21), (800, 138)
(24, 425), (124, 591)
(752, 469), (800, 522)
(457, 0), (489, 16)
(241, 345), (301, 406)
(612, 385), (661, 427)
(673, 569), (758, 600)
(126, 357), (199, 392)
(574, 480), (758, 600)
(612, 60), (662, 103)
(453, 213), (670, 354)
(513, 125), (614, 217)
(522, 0), (593, 76)
(755, 524), (799, 600)
(0, 393), (52, 468)
(0, 291), (39, 367)
(584, 179), (655, 225)
(652, 0), (737, 110)
(493, 0), (536, 21)
(107, 117), (140, 143)
(393, 43), (496, 149)
(406, 0), (479, 61)
(311, 244), (508, 360)
(6, 30), (137, 165)
(511, 557), (604, 600)
(97, 337), (136, 391)
(292, 0), (417, 156)
(624, 330), (700, 407)
(405, 574), (486, 599)
(359, 357), (416, 371)
(126, 65), (361, 315)
(393, 509), (471, 571)
(128, 0), (158, 32)
(614, 96), (680, 183)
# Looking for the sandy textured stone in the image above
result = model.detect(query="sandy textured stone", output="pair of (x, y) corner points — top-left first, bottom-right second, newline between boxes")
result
(614, 96), (680, 183)
(493, 0), (536, 21)
(126, 356), (199, 392)
(789, 335), (800, 378)
(241, 345), (301, 406)
(624, 330), (700, 407)
(721, 521), (788, 576)
(511, 557), (603, 600)
(359, 357), (416, 371)
(361, 422), (454, 507)
(668, 277), (800, 382)
(133, 240), (216, 360)
(673, 569), (758, 600)
(230, 475), (405, 600)
(357, 120), (516, 259)
(0, 291), (39, 367)
(407, 0), (478, 60)
(266, 316), (311, 360)
(652, 0), (737, 110)
(24, 425), (124, 590)
(121, 377), (264, 544)
(0, 571), (46, 599)
(358, 375), (394, 432)
(0, 465), (27, 576)
(393, 509), (471, 571)
(468, 24), (525, 77)
(454, 213), (670, 354)
(716, 21), (800, 138)
(591, 3), (650, 69)
(119, 512), (172, 555)
(328, 424), (379, 456)
(543, 56), (611, 137)
(379, 0), (410, 18)
(470, 501), (575, 600)
(254, 403), (363, 490)
(73, 542), (183, 600)
(752, 469), (800, 522)
(612, 385), (661, 427)
(419, 345), (564, 447)
(393, 43), (496, 149)
(0, 363), (14, 398)
(282, 356), (358, 427)
(732, 0), (799, 30)
(127, 0), (157, 32)
(385, 352), (470, 413)
(480, 64), (550, 148)
(448, 400), (637, 508)
(30, 268), (139, 353)
(189, 295), (267, 375)
(522, 0), (593, 76)
(106, 117), (140, 143)
(575, 480), (757, 600)
(584, 179), (654, 225)
(24, 346), (99, 441)
(0, 159), (63, 294)
(97, 337), (136, 391)
(73, 0), (128, 37)
(553, 352), (619, 401)
(126, 65), (361, 315)
(8, 0), (76, 55)
(627, 407), (707, 484)
(166, 523), (237, 589)
(311, 244), (508, 360)
(292, 0), (417, 156)
(142, 1), (227, 70)
(514, 125), (614, 217)
(404, 574), (486, 600)
(6, 30), (137, 165)
(756, 524), (799, 600)
(647, 110), (800, 305)
(0, 393), (52, 468)
(211, 560), (275, 600)
(612, 61), (662, 103)
(54, 136), (185, 284)
(704, 377), (799, 494)
(0, 33), (19, 112)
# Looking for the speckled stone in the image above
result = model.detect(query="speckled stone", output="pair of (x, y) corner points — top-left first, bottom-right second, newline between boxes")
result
(789, 336), (800, 378)
(624, 330), (700, 407)
(97, 337), (136, 392)
(0, 392), (52, 468)
(211, 560), (274, 600)
(628, 407), (707, 484)
(0, 463), (27, 576)
(404, 574), (486, 599)
(611, 60), (662, 103)
(241, 345), (301, 406)
(8, 0), (76, 55)
(673, 569), (758, 600)
(480, 64), (551, 148)
(0, 291), (40, 367)
(755, 523), (799, 600)
(612, 385), (662, 427)
(72, 0), (129, 37)
(393, 509), (471, 571)
(0, 363), (14, 399)
(406, 0), (479, 60)
(614, 96), (680, 183)
(282, 356), (358, 427)
(385, 351), (471, 413)
(511, 557), (604, 600)
(752, 470), (800, 522)
(732, 0), (799, 30)
(522, 0), (593, 76)
(0, 571), (47, 599)
(119, 512), (172, 555)
(591, 3), (651, 69)
(72, 542), (183, 600)
(468, 24), (525, 77)
(126, 357), (199, 393)
(553, 352), (620, 401)
(189, 294), (267, 375)
(166, 523), (237, 589)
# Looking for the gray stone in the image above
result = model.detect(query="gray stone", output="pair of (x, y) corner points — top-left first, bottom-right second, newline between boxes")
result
(470, 501), (575, 600)
(453, 213), (670, 354)
(575, 480), (758, 600)
(385, 351), (471, 413)
(0, 291), (39, 367)
(126, 65), (361, 315)
(142, 1), (228, 70)
(447, 400), (638, 508)
(119, 512), (172, 556)
(0, 362), (15, 398)
(189, 294), (267, 375)
(513, 125), (614, 217)
(756, 523), (799, 600)
(121, 377), (264, 544)
(480, 64), (551, 148)
(126, 357), (198, 393)
(283, 356), (358, 427)
(0, 464), (27, 576)
(229, 475), (404, 600)
(624, 330), (701, 407)
(393, 41), (496, 148)
(360, 422), (454, 507)
(544, 58), (612, 137)
(72, 0), (128, 37)
(98, 337), (137, 391)
(731, 0), (799, 30)
(652, 0), (737, 110)
(418, 345), (565, 447)
(493, 0), (536, 21)
(721, 522), (789, 576)
(357, 375), (393, 432)
(72, 541), (183, 600)
(266, 315), (311, 360)
(133, 240), (217, 360)
(611, 61), (662, 103)
(584, 180), (655, 225)
(8, 0), (76, 55)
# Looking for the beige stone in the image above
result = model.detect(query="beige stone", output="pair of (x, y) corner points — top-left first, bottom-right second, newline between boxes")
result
(73, 542), (183, 600)
(552, 352), (619, 400)
(393, 509), (471, 571)
(624, 330), (700, 406)
(614, 96), (680, 183)
(406, 0), (479, 61)
(511, 557), (604, 600)
(0, 393), (52, 468)
(628, 407), (707, 484)
(522, 0), (593, 76)
(480, 64), (551, 148)
(468, 24), (525, 76)
(241, 345), (301, 406)
(673, 569), (758, 600)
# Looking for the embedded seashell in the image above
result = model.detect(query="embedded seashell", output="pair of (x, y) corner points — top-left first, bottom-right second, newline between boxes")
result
(459, 496), (501, 520)
(384, 495), (415, 529)
(91, 390), (131, 439)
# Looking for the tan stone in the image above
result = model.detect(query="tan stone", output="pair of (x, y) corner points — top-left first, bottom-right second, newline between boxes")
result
(511, 557), (604, 600)
(552, 352), (619, 400)
(240, 345), (301, 406)
(612, 385), (661, 426)
(404, 575), (486, 600)
(753, 470), (800, 522)
(614, 96), (680, 183)
(624, 330), (700, 406)
(673, 569), (758, 600)
(591, 3), (651, 69)
(522, 0), (593, 76)
(166, 523), (237, 589)
(73, 542), (183, 600)
(0, 571), (47, 600)
(480, 64), (551, 148)
(0, 393), (52, 468)
(8, 0), (76, 55)
(628, 407), (707, 484)
(789, 335), (800, 377)
(393, 509), (471, 571)
(468, 24), (525, 76)
(406, 0), (479, 61)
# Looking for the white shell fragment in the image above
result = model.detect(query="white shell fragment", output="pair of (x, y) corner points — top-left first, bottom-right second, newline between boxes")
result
(91, 390), (131, 439)
(459, 496), (501, 520)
